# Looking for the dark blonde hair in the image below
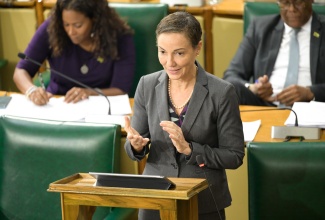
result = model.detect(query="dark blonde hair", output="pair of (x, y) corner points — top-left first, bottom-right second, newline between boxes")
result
(156, 11), (202, 48)
(48, 0), (133, 60)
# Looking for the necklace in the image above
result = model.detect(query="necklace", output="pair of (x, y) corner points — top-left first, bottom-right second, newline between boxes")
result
(80, 43), (96, 75)
(80, 64), (89, 74)
(168, 78), (194, 109)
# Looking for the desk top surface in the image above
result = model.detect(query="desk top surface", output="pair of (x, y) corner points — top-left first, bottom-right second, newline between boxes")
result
(0, 0), (245, 16)
(240, 105), (325, 142)
(48, 173), (208, 199)
(2, 91), (324, 142)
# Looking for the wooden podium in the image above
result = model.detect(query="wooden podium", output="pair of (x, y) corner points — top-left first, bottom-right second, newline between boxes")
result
(48, 173), (208, 220)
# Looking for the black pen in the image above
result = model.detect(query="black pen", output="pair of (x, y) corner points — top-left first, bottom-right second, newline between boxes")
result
(38, 72), (45, 89)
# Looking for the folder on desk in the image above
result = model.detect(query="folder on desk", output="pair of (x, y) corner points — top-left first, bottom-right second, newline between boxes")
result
(89, 172), (176, 190)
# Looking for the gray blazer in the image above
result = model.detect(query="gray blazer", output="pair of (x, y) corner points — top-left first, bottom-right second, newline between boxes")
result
(223, 12), (325, 102)
(125, 62), (245, 215)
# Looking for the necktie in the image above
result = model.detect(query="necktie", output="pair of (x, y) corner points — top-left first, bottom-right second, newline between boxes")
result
(284, 28), (300, 88)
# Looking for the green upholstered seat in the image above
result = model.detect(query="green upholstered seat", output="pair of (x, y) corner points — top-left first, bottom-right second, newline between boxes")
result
(244, 2), (325, 34)
(0, 116), (133, 220)
(247, 142), (325, 220)
(0, 59), (7, 69)
(110, 3), (168, 97)
(33, 70), (51, 88)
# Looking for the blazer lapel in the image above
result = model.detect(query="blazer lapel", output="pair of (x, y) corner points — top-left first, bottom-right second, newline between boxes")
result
(310, 13), (321, 84)
(155, 73), (175, 149)
(181, 63), (208, 137)
(266, 19), (284, 76)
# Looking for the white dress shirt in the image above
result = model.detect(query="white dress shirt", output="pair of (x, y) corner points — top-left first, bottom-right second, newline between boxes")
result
(269, 16), (312, 97)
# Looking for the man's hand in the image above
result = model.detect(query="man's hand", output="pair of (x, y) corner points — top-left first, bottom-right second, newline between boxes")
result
(276, 85), (314, 106)
(249, 75), (273, 100)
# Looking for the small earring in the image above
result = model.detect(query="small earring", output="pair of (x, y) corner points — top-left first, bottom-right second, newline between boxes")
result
(90, 33), (94, 38)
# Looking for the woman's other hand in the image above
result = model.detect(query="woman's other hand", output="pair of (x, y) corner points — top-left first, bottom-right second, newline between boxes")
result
(160, 120), (192, 156)
(65, 87), (90, 103)
(124, 116), (150, 153)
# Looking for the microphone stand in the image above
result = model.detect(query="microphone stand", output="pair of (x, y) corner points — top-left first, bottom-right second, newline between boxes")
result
(241, 108), (320, 140)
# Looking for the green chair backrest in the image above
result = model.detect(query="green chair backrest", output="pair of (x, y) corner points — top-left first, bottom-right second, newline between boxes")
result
(110, 3), (168, 97)
(0, 59), (7, 69)
(0, 117), (121, 220)
(244, 2), (325, 34)
(247, 142), (325, 220)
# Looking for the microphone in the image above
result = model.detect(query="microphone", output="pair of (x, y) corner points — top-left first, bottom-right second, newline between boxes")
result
(241, 107), (320, 140)
(196, 155), (222, 220)
(18, 52), (111, 115)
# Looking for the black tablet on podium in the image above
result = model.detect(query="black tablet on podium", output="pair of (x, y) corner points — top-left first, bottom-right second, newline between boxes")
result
(89, 172), (176, 190)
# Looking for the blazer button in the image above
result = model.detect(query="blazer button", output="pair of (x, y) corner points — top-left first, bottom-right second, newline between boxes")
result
(171, 163), (178, 169)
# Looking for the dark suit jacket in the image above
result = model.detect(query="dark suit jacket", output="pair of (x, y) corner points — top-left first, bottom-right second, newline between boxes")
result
(125, 62), (245, 216)
(223, 12), (325, 102)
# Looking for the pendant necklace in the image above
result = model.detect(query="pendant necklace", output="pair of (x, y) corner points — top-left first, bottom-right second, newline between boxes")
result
(80, 63), (89, 74)
(80, 55), (92, 75)
(80, 56), (105, 74)
(80, 43), (96, 75)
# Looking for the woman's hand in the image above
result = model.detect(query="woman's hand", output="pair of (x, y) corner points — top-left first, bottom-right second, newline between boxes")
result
(124, 116), (150, 153)
(65, 87), (90, 103)
(160, 121), (192, 156)
(28, 87), (52, 106)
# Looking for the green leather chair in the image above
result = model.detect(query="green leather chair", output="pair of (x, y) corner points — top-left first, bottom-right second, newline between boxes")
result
(247, 142), (325, 220)
(243, 2), (325, 34)
(0, 116), (134, 220)
(0, 59), (7, 69)
(110, 3), (168, 98)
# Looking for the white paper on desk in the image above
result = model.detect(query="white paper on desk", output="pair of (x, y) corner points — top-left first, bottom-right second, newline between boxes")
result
(4, 94), (88, 121)
(242, 120), (261, 142)
(285, 101), (325, 128)
(84, 95), (131, 127)
(85, 115), (126, 127)
(3, 94), (131, 122)
(89, 94), (131, 115)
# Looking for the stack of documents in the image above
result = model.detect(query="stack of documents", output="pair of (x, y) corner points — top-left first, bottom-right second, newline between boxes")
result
(285, 101), (325, 128)
(1, 94), (131, 127)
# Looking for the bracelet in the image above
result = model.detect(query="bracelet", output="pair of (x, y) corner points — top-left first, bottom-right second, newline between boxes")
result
(25, 85), (37, 100)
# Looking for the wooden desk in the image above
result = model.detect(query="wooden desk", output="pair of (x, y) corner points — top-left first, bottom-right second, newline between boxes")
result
(48, 173), (208, 220)
(2, 90), (324, 141)
(212, 0), (244, 17)
(240, 105), (325, 142)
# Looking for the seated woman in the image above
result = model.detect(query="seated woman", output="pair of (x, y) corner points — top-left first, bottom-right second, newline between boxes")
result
(13, 0), (135, 105)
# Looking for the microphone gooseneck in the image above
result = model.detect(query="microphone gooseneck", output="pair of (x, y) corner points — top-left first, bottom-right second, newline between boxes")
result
(18, 53), (111, 115)
(196, 155), (222, 220)
(240, 107), (298, 126)
(240, 107), (320, 140)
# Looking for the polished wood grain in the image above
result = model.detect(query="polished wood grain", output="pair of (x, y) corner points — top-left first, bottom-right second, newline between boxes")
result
(212, 0), (244, 17)
(48, 173), (208, 220)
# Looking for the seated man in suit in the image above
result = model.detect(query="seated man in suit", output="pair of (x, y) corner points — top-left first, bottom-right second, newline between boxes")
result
(223, 0), (325, 106)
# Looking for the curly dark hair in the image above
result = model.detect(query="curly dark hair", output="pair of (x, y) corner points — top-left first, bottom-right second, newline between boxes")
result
(48, 0), (133, 60)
